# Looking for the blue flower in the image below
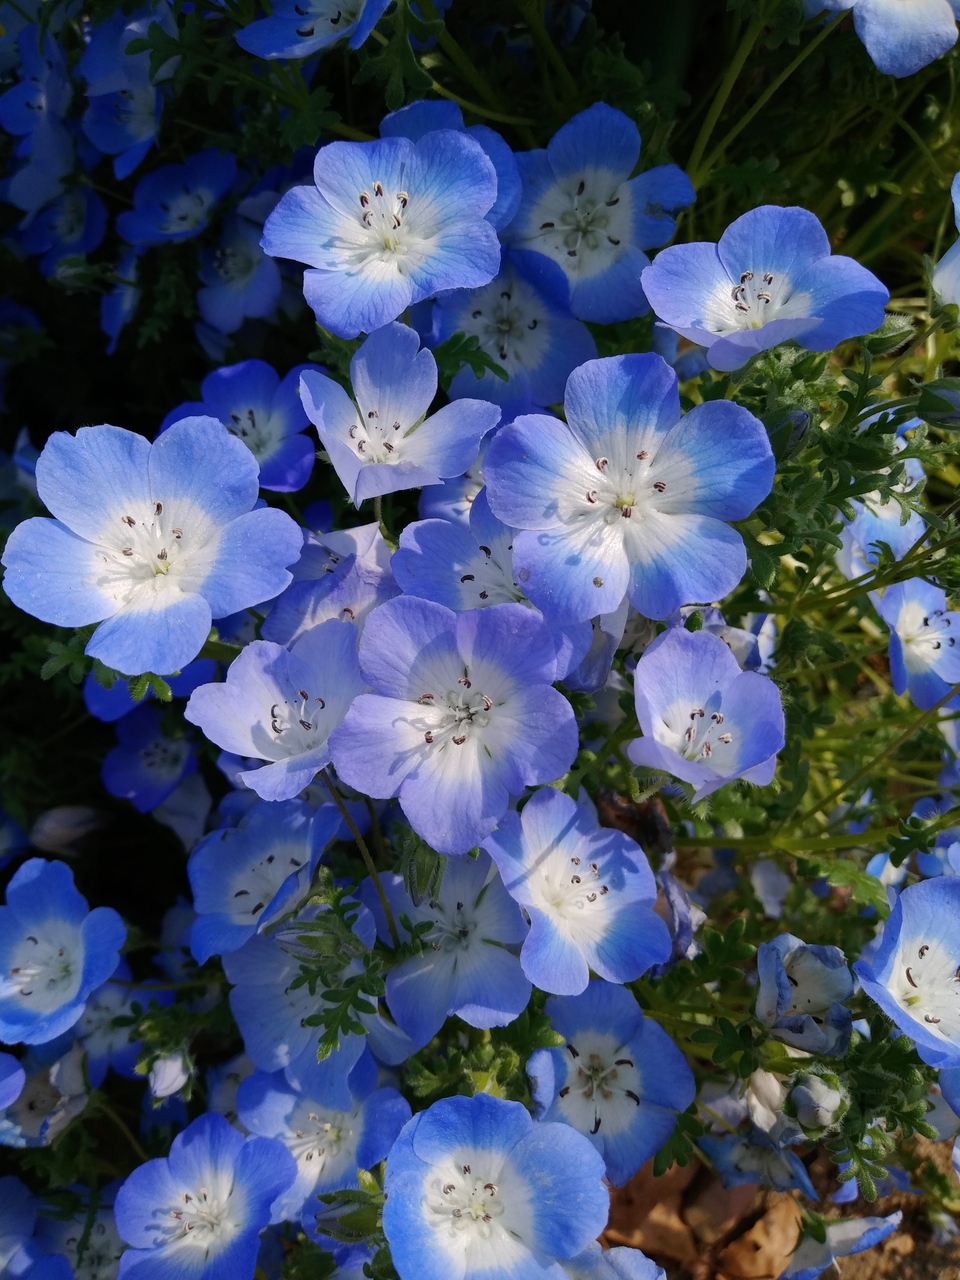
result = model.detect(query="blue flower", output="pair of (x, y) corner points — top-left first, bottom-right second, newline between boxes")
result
(360, 850), (531, 1043)
(0, 27), (72, 140)
(29, 1192), (127, 1279)
(101, 247), (141, 355)
(237, 1070), (411, 1222)
(627, 628), (785, 801)
(780, 1213), (902, 1280)
(261, 134), (500, 337)
(114, 1111), (297, 1280)
(185, 620), (366, 802)
(382, 1093), (610, 1280)
(757, 934), (854, 1056)
(812, 0), (958, 77)
(504, 102), (694, 323)
(527, 980), (695, 1185)
(116, 150), (237, 245)
(300, 323), (499, 507)
(163, 358), (320, 493)
(20, 189), (108, 278)
(82, 79), (161, 181)
(197, 215), (283, 335)
(0, 1175), (35, 1270)
(0, 1054), (25, 1109)
(78, 970), (170, 1087)
(855, 877), (960, 1067)
(101, 703), (197, 813)
(934, 172), (960, 304)
(84, 657), (216, 723)
(236, 0), (389, 60)
(329, 597), (579, 855)
(483, 787), (671, 993)
(381, 98), (521, 230)
(483, 353), (774, 623)
(0, 859), (125, 1046)
(1, 417), (302, 676)
(877, 579), (960, 710)
(561, 1243), (666, 1280)
(432, 253), (597, 418)
(391, 488), (593, 681)
(0, 1040), (89, 1149)
(698, 1128), (817, 1198)
(641, 205), (889, 371)
(188, 799), (341, 962)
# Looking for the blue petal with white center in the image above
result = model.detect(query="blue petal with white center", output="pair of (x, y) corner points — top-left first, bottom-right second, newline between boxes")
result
(877, 579), (960, 710)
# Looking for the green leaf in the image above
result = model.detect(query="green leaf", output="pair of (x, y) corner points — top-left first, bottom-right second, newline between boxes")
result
(432, 331), (508, 392)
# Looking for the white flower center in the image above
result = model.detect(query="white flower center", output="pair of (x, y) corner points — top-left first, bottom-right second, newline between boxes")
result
(211, 244), (256, 286)
(526, 176), (631, 281)
(893, 937), (960, 1042)
(165, 1183), (241, 1248)
(287, 1102), (353, 1170)
(63, 1212), (126, 1280)
(101, 500), (190, 587)
(557, 1033), (643, 1136)
(661, 701), (734, 764)
(453, 538), (523, 607)
(416, 678), (494, 749)
(3, 924), (82, 1013)
(353, 180), (413, 266)
(458, 280), (551, 375)
(158, 190), (212, 235)
(896, 601), (956, 672)
(544, 851), (610, 917)
(426, 1166), (507, 1239)
(267, 685), (329, 755)
(423, 898), (476, 953)
(292, 0), (361, 41)
(346, 402), (411, 464)
(224, 405), (283, 461)
(705, 268), (814, 337)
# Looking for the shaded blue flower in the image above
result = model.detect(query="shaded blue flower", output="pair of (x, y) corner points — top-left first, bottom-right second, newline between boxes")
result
(0, 1053), (25, 1109)
(116, 150), (237, 245)
(483, 787), (671, 993)
(101, 703), (197, 813)
(627, 628), (785, 802)
(381, 98), (521, 230)
(432, 252), (597, 418)
(780, 1212), (902, 1280)
(20, 188), (108, 278)
(84, 657), (216, 723)
(0, 1039), (88, 1148)
(877, 579), (960, 710)
(162, 358), (320, 492)
(82, 79), (160, 180)
(419, 450), (485, 524)
(698, 1127), (817, 1198)
(188, 799), (340, 962)
(2, 418), (302, 676)
(0, 808), (28, 874)
(0, 859), (125, 1046)
(237, 0), (389, 60)
(855, 877), (960, 1067)
(642, 205), (889, 372)
(527, 980), (695, 1185)
(78, 970), (171, 1087)
(300, 323), (499, 506)
(237, 1070), (411, 1222)
(0, 27), (71, 140)
(504, 103), (694, 323)
(114, 1111), (296, 1280)
(0, 1175), (35, 1270)
(197, 214), (283, 335)
(382, 1093), (609, 1280)
(101, 247), (141, 355)
(264, 523), (400, 647)
(261, 133), (500, 337)
(812, 0), (958, 77)
(330, 598), (579, 855)
(391, 488), (592, 680)
(29, 1193), (127, 1279)
(360, 851), (530, 1043)
(934, 172), (960, 304)
(757, 933), (853, 1056)
(484, 353), (774, 623)
(186, 620), (365, 802)
(562, 1242), (665, 1280)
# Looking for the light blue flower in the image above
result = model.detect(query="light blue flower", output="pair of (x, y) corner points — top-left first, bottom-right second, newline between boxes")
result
(262, 521), (400, 646)
(84, 657), (215, 723)
(237, 1070), (411, 1222)
(855, 877), (960, 1067)
(527, 980), (695, 1185)
(185, 620), (366, 802)
(197, 215), (283, 336)
(300, 323), (499, 507)
(483, 787), (671, 994)
(504, 102), (694, 323)
(627, 628), (785, 802)
(381, 98), (521, 230)
(0, 1053), (25, 1109)
(188, 799), (341, 962)
(698, 1127), (817, 1198)
(116, 150), (237, 245)
(261, 134), (500, 337)
(0, 859), (125, 1046)
(756, 933), (853, 1056)
(382, 1093), (610, 1280)
(101, 703), (197, 813)
(484, 353), (774, 623)
(877, 579), (960, 710)
(780, 1212), (902, 1280)
(812, 0), (958, 77)
(562, 1242), (665, 1280)
(642, 205), (889, 372)
(1, 418), (303, 676)
(0, 1039), (88, 1148)
(934, 172), (960, 304)
(360, 850), (531, 1044)
(329, 597), (579, 855)
(391, 488), (593, 680)
(236, 0), (389, 60)
(432, 253), (597, 418)
(162, 358), (320, 492)
(114, 1111), (297, 1280)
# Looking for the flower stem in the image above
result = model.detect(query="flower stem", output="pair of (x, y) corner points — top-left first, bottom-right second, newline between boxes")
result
(320, 769), (399, 947)
(98, 1099), (149, 1164)
(686, 11), (767, 187)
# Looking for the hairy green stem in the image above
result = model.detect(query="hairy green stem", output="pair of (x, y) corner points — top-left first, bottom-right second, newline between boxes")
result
(320, 769), (399, 947)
